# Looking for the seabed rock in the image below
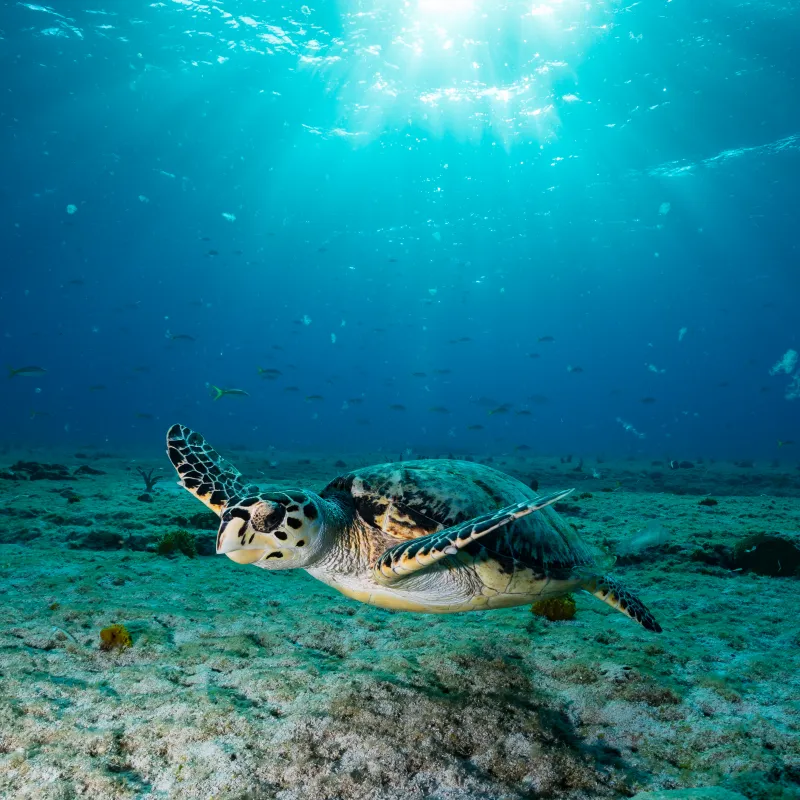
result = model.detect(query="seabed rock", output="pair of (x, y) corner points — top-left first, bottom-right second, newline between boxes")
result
(732, 531), (800, 577)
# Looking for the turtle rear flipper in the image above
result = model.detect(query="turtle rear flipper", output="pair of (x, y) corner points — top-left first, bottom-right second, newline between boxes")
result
(166, 424), (259, 516)
(373, 488), (574, 583)
(583, 575), (662, 632)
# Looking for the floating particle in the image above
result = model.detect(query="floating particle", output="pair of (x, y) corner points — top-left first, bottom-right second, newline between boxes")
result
(221, 212), (236, 222)
(616, 417), (645, 439)
(331, 333), (336, 344)
(678, 326), (687, 341)
(658, 202), (671, 215)
(432, 231), (441, 241)
(66, 204), (77, 214)
(138, 195), (149, 203)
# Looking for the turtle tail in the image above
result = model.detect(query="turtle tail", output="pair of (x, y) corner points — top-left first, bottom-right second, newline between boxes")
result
(583, 575), (662, 633)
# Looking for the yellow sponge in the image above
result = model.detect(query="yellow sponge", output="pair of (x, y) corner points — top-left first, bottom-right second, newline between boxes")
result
(531, 594), (577, 622)
(99, 624), (132, 651)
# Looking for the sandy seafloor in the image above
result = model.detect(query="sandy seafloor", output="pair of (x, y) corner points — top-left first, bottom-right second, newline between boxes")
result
(0, 445), (799, 800)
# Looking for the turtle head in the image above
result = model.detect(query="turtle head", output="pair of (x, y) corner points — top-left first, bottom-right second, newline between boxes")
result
(216, 490), (325, 568)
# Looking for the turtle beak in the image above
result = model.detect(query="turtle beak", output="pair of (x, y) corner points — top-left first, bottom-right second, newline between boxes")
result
(216, 514), (267, 564)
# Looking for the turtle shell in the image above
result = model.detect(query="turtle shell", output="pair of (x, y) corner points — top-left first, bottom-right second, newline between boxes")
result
(321, 459), (598, 576)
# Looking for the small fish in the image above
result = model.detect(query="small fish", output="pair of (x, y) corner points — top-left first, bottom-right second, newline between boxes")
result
(640, 397), (657, 404)
(537, 335), (555, 343)
(347, 398), (364, 405)
(305, 395), (324, 402)
(89, 384), (107, 392)
(210, 386), (250, 400)
(467, 424), (484, 431)
(8, 366), (46, 378)
(65, 278), (85, 287)
(135, 412), (155, 420)
(429, 406), (450, 413)
(778, 440), (795, 448)
(527, 353), (540, 359)
(389, 404), (406, 411)
(529, 394), (549, 405)
(206, 250), (219, 257)
(411, 372), (427, 378)
(488, 405), (511, 416)
(515, 444), (531, 451)
(284, 386), (299, 392)
(516, 410), (532, 417)
(132, 366), (150, 373)
(258, 367), (282, 378)
(567, 365), (584, 374)
(166, 331), (195, 342)
(29, 410), (50, 419)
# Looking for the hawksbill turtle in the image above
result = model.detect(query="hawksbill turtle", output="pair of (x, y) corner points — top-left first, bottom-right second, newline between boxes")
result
(166, 424), (661, 632)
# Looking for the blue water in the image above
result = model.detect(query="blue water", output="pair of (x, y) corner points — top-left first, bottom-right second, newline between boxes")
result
(2, 0), (798, 459)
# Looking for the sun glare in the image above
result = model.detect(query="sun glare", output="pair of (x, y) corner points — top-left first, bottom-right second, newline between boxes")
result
(312, 0), (610, 144)
(416, 0), (476, 18)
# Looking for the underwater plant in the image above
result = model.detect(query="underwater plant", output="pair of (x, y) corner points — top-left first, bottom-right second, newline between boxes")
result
(156, 528), (197, 558)
(135, 467), (163, 492)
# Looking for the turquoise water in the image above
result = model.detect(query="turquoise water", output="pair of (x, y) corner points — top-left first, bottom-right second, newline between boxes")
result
(2, 0), (798, 458)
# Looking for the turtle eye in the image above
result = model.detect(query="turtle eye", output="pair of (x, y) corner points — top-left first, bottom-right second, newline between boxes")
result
(250, 501), (286, 533)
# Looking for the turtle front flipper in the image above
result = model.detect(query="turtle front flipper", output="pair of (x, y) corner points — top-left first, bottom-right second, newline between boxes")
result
(373, 488), (574, 583)
(583, 575), (662, 633)
(166, 424), (259, 516)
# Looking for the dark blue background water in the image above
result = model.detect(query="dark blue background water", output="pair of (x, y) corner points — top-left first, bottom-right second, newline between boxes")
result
(1, 0), (798, 459)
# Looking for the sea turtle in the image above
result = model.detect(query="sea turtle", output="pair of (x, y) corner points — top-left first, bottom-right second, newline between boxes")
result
(166, 424), (661, 632)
